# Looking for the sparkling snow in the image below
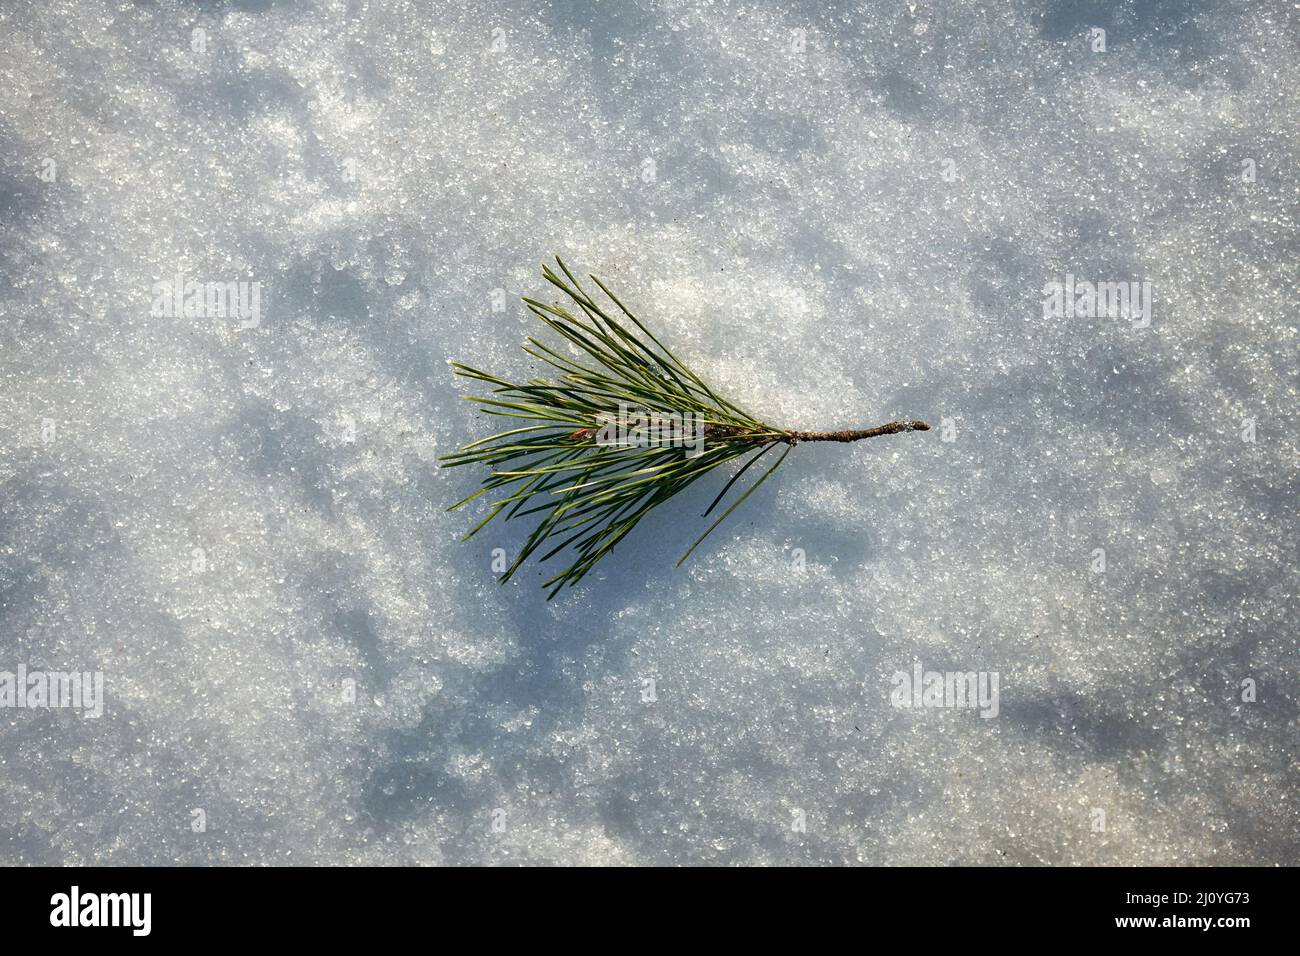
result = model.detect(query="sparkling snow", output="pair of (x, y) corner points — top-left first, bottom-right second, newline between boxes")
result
(0, 0), (1296, 864)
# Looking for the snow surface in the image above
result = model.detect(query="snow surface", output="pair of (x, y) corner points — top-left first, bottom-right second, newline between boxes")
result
(0, 0), (1296, 865)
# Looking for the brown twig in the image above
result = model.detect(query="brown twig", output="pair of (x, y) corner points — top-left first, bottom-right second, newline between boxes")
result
(785, 420), (930, 444)
(705, 419), (930, 445)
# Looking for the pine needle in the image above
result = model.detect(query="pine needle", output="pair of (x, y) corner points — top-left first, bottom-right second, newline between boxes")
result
(441, 258), (929, 598)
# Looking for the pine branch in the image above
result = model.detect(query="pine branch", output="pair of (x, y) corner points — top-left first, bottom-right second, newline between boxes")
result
(441, 258), (929, 598)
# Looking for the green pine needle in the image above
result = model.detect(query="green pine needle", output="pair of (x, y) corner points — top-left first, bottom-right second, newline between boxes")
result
(441, 258), (929, 599)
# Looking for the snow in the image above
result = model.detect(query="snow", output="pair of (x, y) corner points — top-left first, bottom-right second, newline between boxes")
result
(0, 0), (1295, 864)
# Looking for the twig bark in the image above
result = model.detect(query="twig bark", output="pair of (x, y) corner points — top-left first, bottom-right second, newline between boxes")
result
(706, 420), (930, 445)
(785, 420), (930, 444)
